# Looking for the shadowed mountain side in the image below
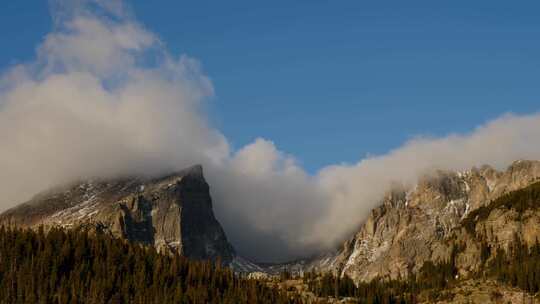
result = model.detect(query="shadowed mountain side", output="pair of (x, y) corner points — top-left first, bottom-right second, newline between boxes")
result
(0, 165), (236, 264)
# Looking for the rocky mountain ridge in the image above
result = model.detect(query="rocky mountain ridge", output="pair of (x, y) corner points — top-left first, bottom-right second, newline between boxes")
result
(0, 165), (240, 265)
(303, 160), (540, 283)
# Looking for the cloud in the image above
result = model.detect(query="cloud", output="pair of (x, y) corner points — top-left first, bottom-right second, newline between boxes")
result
(41, 17), (154, 76)
(0, 0), (225, 209)
(1, 0), (540, 262)
(207, 139), (329, 260)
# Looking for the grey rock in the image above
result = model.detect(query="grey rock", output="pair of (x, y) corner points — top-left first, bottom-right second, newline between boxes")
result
(0, 165), (236, 264)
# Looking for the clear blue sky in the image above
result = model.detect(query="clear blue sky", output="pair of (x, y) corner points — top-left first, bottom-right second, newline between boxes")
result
(1, 1), (539, 173)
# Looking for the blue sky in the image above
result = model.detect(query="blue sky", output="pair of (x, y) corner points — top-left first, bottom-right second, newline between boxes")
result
(1, 1), (539, 173)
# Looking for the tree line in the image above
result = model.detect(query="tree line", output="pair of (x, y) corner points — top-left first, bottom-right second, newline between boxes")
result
(0, 226), (303, 304)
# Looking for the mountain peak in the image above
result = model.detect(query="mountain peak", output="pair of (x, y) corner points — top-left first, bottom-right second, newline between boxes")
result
(0, 165), (236, 264)
(168, 164), (204, 179)
(302, 159), (540, 283)
(185, 164), (204, 176)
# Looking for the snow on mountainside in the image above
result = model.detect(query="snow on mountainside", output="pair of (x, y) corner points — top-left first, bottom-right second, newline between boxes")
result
(299, 160), (540, 283)
(0, 165), (255, 270)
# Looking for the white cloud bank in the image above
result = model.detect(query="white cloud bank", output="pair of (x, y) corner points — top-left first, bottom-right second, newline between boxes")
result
(1, 0), (540, 261)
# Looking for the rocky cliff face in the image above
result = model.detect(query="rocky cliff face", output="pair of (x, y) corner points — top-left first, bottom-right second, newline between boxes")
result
(309, 160), (540, 283)
(5, 159), (540, 282)
(0, 165), (236, 264)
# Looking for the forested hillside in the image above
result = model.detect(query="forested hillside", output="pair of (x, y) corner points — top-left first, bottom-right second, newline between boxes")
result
(0, 227), (302, 304)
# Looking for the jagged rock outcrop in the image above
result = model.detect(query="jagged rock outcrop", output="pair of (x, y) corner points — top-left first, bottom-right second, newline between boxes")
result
(310, 160), (540, 283)
(0, 165), (236, 264)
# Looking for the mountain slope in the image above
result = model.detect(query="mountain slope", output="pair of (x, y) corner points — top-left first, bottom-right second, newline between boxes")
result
(297, 177), (540, 303)
(307, 160), (540, 283)
(0, 165), (236, 264)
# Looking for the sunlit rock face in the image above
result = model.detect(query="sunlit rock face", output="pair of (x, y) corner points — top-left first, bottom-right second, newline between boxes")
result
(309, 160), (540, 283)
